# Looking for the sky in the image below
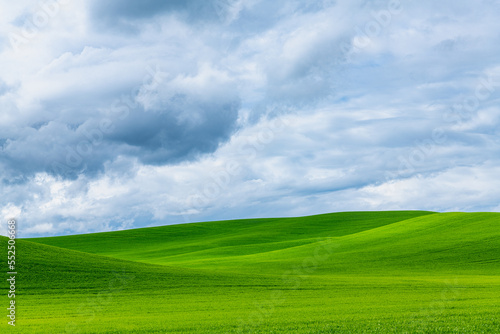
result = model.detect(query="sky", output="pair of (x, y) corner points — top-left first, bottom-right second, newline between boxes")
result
(1, 0), (500, 237)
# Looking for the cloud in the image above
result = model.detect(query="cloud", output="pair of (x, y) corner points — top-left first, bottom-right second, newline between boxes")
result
(0, 23), (242, 180)
(1, 0), (500, 236)
(89, 0), (239, 32)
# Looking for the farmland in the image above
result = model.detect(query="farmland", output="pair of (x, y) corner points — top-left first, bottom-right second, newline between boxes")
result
(1, 211), (499, 333)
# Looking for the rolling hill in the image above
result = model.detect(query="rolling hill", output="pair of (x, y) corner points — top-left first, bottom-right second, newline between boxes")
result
(1, 211), (499, 333)
(29, 211), (500, 274)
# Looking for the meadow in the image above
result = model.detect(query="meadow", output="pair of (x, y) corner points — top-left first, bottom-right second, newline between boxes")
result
(1, 211), (499, 333)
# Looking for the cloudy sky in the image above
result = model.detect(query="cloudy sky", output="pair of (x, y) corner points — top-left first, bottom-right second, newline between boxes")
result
(1, 0), (500, 237)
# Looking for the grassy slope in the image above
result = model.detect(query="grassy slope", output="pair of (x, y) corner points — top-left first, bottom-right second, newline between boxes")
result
(29, 211), (500, 275)
(192, 212), (500, 275)
(2, 211), (500, 333)
(0, 238), (284, 333)
(29, 211), (433, 266)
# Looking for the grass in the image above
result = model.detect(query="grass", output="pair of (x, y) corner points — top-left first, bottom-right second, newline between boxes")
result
(1, 211), (499, 333)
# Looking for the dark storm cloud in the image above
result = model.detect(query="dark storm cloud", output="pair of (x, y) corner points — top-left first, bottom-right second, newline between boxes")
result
(89, 0), (222, 30)
(0, 92), (240, 180)
(106, 96), (240, 165)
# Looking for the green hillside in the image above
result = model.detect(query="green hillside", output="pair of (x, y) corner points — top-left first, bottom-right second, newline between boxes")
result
(29, 211), (500, 275)
(2, 211), (499, 333)
(29, 211), (433, 267)
(0, 237), (283, 333)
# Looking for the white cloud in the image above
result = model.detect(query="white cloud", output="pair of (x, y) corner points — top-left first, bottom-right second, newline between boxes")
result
(0, 0), (499, 236)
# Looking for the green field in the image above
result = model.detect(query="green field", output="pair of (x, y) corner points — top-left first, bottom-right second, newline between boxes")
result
(2, 211), (500, 333)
